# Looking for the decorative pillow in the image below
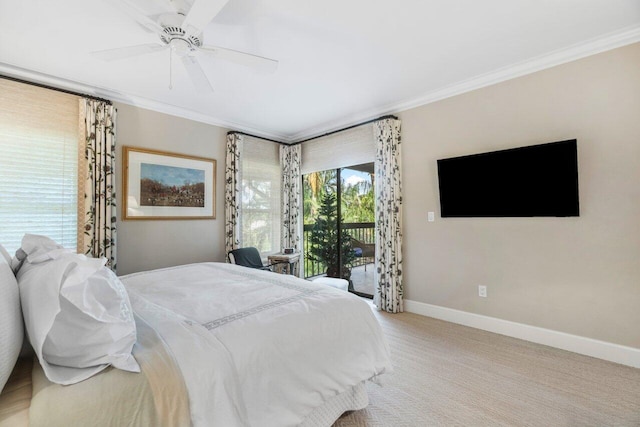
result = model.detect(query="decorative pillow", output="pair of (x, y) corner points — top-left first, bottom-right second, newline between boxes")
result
(17, 235), (139, 385)
(0, 245), (23, 393)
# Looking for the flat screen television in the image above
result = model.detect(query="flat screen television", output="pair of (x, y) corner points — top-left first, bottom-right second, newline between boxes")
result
(437, 139), (579, 217)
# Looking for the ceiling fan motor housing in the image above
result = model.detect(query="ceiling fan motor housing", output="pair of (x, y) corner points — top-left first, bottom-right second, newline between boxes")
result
(161, 26), (202, 53)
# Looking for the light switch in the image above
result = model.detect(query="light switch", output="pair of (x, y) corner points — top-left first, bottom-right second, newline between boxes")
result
(428, 212), (435, 222)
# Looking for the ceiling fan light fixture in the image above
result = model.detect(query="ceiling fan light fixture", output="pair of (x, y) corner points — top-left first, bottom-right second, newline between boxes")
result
(169, 38), (192, 56)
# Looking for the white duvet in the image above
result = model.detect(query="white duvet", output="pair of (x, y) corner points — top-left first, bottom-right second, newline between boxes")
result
(120, 262), (392, 427)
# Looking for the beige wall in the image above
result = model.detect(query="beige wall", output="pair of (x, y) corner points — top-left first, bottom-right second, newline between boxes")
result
(114, 103), (228, 275)
(110, 44), (639, 347)
(400, 43), (640, 348)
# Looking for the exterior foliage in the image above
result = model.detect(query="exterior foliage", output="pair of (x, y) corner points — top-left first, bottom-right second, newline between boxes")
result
(303, 170), (336, 224)
(306, 193), (356, 280)
(341, 178), (374, 223)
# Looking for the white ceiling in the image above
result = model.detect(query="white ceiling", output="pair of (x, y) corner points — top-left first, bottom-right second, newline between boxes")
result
(1, 0), (639, 142)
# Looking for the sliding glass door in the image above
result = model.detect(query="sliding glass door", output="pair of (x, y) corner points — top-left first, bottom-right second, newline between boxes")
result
(302, 163), (375, 297)
(340, 164), (375, 297)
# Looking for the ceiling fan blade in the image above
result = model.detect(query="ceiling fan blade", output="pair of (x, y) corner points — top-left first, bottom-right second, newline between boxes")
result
(181, 55), (214, 92)
(91, 44), (167, 61)
(181, 0), (230, 37)
(106, 0), (165, 33)
(145, 0), (177, 12)
(199, 45), (278, 73)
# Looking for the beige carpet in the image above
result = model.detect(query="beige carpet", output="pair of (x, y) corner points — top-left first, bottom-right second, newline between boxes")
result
(335, 307), (640, 426)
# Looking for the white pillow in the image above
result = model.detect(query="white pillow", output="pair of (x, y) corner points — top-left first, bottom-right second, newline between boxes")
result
(17, 235), (139, 385)
(12, 233), (72, 275)
(0, 242), (11, 265)
(0, 244), (23, 393)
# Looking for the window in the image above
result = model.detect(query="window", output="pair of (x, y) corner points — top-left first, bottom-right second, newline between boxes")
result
(240, 136), (281, 256)
(0, 79), (79, 254)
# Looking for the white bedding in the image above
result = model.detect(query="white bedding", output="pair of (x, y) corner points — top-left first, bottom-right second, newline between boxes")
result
(121, 262), (392, 427)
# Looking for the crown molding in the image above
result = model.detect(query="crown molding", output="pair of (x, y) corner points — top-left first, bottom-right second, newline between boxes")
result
(288, 24), (640, 143)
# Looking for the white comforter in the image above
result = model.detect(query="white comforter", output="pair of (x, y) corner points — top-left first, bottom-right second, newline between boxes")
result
(120, 263), (392, 427)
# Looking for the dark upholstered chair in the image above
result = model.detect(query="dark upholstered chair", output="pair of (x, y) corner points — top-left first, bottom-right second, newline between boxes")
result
(228, 247), (287, 271)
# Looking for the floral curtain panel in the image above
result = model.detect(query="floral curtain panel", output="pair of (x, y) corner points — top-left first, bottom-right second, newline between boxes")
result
(373, 118), (403, 313)
(225, 133), (243, 256)
(280, 144), (302, 256)
(80, 99), (117, 270)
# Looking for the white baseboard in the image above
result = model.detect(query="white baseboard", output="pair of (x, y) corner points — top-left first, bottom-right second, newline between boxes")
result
(404, 299), (640, 369)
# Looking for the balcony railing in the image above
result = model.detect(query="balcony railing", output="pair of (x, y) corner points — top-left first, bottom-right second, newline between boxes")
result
(302, 222), (375, 278)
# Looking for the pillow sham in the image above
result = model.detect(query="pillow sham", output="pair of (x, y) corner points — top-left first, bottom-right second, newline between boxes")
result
(0, 246), (23, 393)
(17, 235), (139, 385)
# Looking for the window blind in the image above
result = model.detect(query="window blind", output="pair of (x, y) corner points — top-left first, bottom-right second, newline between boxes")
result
(0, 79), (79, 254)
(300, 123), (375, 174)
(240, 136), (282, 256)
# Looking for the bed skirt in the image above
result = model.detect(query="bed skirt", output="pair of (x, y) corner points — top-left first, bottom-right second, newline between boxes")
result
(301, 380), (368, 426)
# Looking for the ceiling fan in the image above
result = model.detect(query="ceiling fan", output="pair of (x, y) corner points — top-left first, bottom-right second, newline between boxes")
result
(92, 0), (279, 92)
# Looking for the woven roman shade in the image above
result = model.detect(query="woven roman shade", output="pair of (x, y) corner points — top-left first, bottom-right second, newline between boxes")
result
(0, 79), (79, 253)
(300, 124), (374, 174)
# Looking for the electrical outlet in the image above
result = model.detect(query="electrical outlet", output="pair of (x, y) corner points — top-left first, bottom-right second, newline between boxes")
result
(478, 285), (487, 298)
(428, 212), (435, 222)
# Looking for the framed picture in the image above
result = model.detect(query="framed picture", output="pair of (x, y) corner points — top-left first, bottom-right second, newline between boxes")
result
(123, 146), (216, 220)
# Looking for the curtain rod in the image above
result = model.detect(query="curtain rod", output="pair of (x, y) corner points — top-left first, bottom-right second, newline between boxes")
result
(0, 74), (112, 104)
(289, 114), (399, 145)
(228, 114), (399, 146)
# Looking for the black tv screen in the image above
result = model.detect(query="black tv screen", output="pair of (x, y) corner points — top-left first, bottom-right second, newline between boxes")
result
(437, 139), (579, 217)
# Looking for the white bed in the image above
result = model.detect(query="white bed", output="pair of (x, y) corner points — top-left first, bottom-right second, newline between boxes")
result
(1, 258), (392, 426)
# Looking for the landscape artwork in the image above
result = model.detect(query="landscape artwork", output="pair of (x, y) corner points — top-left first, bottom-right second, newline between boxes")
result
(140, 163), (205, 207)
(123, 146), (216, 220)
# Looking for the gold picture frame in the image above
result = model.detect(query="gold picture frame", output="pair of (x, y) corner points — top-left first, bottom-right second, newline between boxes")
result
(123, 146), (216, 220)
